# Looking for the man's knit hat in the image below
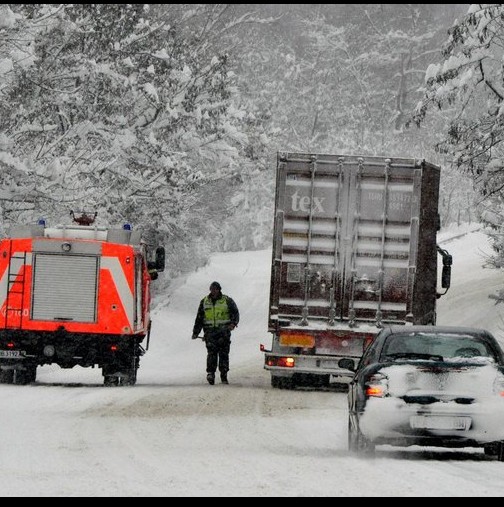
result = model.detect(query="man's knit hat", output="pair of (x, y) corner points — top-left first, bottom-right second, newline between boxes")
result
(210, 281), (222, 291)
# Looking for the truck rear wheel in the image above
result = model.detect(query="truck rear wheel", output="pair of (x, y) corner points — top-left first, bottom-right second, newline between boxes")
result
(271, 375), (295, 390)
(296, 373), (330, 388)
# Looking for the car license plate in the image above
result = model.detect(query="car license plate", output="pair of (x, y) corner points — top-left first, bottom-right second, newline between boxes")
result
(410, 415), (471, 431)
(320, 360), (340, 369)
(0, 350), (24, 358)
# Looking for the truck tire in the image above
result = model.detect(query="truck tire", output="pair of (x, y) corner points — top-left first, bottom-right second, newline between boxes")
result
(271, 374), (295, 390)
(119, 351), (138, 386)
(296, 373), (330, 388)
(120, 360), (138, 386)
(271, 375), (282, 389)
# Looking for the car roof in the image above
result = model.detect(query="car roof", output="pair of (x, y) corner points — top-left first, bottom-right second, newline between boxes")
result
(381, 325), (494, 336)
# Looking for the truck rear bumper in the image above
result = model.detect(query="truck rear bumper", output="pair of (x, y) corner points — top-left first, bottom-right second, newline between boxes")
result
(264, 351), (356, 377)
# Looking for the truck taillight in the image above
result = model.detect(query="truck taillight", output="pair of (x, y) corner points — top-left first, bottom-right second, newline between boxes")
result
(266, 356), (295, 368)
(109, 345), (119, 352)
(6, 342), (15, 349)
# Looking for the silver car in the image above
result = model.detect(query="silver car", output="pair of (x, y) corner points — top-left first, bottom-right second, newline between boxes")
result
(345, 325), (504, 460)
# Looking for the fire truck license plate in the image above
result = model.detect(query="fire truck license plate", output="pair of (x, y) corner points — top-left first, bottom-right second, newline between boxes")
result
(0, 350), (23, 358)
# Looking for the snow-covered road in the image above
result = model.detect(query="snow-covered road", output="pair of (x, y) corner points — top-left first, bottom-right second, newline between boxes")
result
(3, 228), (504, 497)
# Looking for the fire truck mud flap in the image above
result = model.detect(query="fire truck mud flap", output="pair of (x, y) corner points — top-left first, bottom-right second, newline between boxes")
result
(102, 351), (139, 387)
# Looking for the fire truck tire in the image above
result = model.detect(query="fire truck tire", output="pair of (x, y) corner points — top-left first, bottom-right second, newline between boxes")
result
(102, 354), (138, 387)
(0, 368), (14, 384)
(104, 372), (137, 387)
(119, 352), (138, 386)
(13, 365), (37, 385)
(117, 366), (137, 386)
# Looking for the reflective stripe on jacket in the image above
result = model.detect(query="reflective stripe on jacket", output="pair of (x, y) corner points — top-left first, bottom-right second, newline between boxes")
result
(203, 295), (231, 328)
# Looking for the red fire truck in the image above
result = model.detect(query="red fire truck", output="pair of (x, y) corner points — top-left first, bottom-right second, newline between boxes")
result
(0, 211), (165, 386)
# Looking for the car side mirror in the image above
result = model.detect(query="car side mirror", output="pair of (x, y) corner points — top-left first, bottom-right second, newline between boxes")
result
(338, 358), (356, 372)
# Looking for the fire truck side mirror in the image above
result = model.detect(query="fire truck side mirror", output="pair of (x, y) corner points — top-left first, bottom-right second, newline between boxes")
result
(155, 246), (165, 272)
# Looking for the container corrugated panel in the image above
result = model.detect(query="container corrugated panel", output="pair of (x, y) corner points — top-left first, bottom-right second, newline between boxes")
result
(269, 153), (440, 329)
(31, 254), (98, 322)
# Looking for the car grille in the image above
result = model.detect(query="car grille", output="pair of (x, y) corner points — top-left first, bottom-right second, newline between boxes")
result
(402, 395), (475, 405)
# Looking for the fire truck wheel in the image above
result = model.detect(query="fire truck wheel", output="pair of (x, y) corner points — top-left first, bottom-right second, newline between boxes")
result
(102, 355), (138, 387)
(120, 358), (138, 386)
(121, 352), (139, 386)
(13, 365), (37, 385)
(0, 368), (14, 384)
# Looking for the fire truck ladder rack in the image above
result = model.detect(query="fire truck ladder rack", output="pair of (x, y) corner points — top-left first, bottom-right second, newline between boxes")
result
(5, 251), (27, 329)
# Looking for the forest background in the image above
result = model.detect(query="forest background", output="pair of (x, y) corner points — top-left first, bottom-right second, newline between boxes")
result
(1, 4), (502, 297)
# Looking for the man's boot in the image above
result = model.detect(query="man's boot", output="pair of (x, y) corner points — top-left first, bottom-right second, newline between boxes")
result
(207, 373), (215, 385)
(220, 372), (228, 384)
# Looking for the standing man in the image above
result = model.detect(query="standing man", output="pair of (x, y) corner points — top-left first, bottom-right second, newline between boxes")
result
(192, 281), (240, 385)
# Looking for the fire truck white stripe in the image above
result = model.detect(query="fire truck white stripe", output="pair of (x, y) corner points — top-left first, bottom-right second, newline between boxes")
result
(0, 252), (32, 312)
(100, 257), (134, 330)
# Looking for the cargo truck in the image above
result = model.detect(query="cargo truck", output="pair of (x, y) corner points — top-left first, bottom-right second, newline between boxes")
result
(261, 153), (452, 389)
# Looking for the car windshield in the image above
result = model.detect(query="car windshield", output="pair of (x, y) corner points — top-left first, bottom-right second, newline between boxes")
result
(381, 332), (495, 362)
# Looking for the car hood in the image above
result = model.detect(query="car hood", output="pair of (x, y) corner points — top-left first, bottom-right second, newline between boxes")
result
(379, 360), (501, 399)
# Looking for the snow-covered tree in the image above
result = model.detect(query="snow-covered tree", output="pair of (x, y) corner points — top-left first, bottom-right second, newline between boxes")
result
(235, 4), (464, 157)
(0, 4), (257, 281)
(0, 4), (476, 287)
(412, 4), (504, 275)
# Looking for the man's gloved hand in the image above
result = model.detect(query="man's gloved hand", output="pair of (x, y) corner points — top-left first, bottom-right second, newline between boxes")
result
(192, 334), (199, 340)
(228, 323), (236, 331)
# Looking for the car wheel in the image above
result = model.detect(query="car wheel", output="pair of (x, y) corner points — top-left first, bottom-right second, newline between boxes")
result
(348, 417), (375, 455)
